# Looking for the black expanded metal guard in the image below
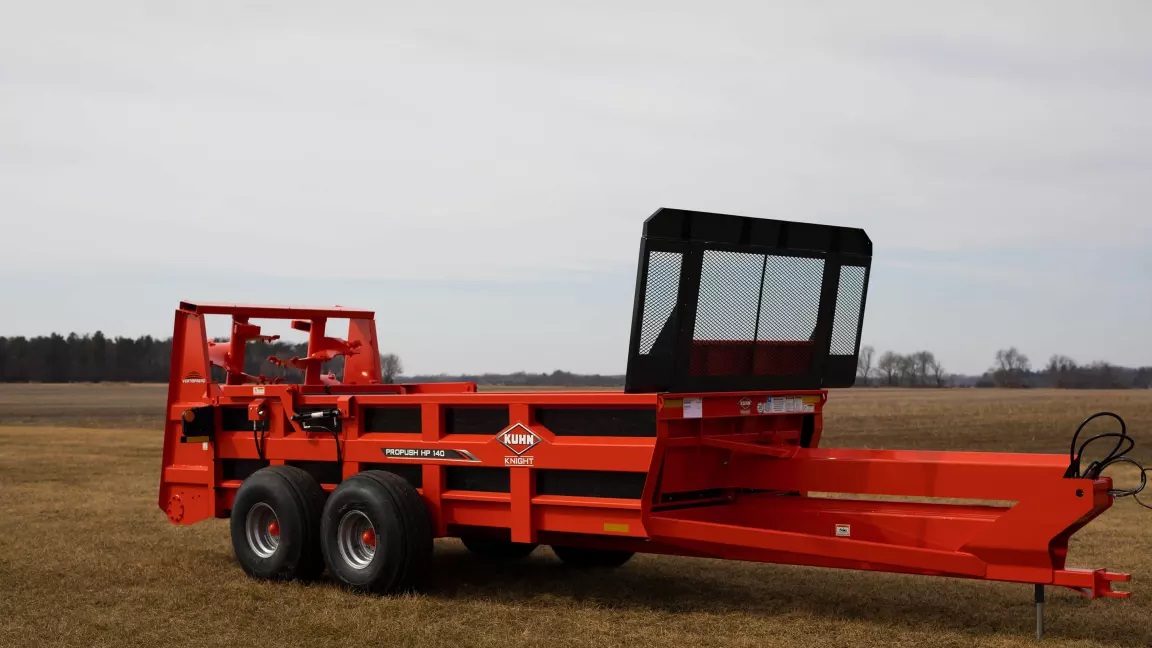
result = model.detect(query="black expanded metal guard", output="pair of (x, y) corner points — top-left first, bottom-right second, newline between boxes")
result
(624, 208), (872, 393)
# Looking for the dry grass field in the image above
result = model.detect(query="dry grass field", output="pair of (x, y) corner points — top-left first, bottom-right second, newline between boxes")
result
(1, 384), (1150, 648)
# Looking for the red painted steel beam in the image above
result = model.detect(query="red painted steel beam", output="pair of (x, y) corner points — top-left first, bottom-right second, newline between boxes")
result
(179, 301), (375, 319)
(216, 385), (657, 406)
(646, 514), (987, 576)
(730, 447), (1079, 500)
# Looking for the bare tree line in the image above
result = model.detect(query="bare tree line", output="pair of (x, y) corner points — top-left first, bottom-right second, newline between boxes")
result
(0, 333), (406, 384)
(988, 348), (1149, 389)
(857, 344), (1151, 389)
(1, 333), (1146, 389)
(856, 346), (947, 387)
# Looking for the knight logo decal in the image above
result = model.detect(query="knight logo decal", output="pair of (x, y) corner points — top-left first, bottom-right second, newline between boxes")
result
(498, 423), (542, 466)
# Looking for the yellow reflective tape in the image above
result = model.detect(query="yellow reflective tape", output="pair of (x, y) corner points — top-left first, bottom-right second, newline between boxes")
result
(603, 522), (630, 533)
(662, 398), (683, 410)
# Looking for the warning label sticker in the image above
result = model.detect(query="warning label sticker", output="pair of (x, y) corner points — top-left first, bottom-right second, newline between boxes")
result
(755, 396), (816, 414)
(683, 397), (703, 419)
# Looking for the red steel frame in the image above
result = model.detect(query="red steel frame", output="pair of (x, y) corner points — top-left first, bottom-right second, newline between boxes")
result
(159, 303), (1130, 599)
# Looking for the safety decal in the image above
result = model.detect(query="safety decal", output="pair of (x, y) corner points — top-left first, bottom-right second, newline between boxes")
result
(683, 397), (703, 419)
(755, 396), (817, 414)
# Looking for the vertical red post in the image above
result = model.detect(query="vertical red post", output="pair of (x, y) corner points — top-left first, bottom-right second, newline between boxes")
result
(421, 403), (447, 535)
(305, 318), (326, 385)
(509, 403), (534, 543)
(225, 316), (249, 384)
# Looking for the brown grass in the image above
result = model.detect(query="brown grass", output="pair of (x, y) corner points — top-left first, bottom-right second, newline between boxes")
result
(0, 384), (1149, 648)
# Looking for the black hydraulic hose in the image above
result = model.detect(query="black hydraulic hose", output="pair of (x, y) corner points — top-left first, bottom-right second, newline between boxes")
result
(1066, 411), (1150, 509)
(291, 409), (343, 464)
(252, 420), (267, 461)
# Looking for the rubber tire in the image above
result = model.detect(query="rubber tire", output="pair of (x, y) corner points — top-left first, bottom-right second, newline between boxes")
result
(230, 466), (326, 581)
(550, 545), (634, 568)
(320, 471), (433, 593)
(460, 537), (538, 561)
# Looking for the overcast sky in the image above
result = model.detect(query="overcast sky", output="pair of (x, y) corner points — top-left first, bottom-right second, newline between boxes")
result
(1, 1), (1149, 375)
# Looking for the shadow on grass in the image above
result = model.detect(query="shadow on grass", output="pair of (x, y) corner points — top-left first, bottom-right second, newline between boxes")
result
(418, 545), (1143, 646)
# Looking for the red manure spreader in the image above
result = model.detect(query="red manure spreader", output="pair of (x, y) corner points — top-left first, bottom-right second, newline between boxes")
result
(159, 208), (1146, 638)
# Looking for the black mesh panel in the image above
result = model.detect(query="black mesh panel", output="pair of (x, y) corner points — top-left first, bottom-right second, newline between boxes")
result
(638, 251), (682, 354)
(757, 256), (824, 341)
(830, 265), (867, 355)
(693, 250), (763, 342)
(689, 252), (826, 378)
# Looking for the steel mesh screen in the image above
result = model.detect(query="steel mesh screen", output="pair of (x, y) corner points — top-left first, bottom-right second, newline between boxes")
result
(690, 250), (825, 377)
(638, 251), (682, 354)
(757, 256), (825, 341)
(693, 250), (764, 341)
(830, 265), (866, 355)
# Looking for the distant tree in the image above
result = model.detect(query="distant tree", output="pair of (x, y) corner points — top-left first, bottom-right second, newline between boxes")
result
(897, 353), (916, 386)
(46, 333), (69, 382)
(1086, 361), (1122, 389)
(856, 345), (875, 386)
(992, 347), (1031, 388)
(90, 331), (108, 383)
(877, 351), (900, 386)
(380, 353), (403, 384)
(911, 351), (936, 386)
(928, 357), (947, 387)
(1047, 355), (1076, 373)
(1046, 354), (1078, 388)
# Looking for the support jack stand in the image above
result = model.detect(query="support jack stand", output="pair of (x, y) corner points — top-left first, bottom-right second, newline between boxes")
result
(1035, 584), (1045, 641)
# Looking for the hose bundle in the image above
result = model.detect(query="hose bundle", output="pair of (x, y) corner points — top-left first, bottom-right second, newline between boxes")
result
(1065, 411), (1149, 509)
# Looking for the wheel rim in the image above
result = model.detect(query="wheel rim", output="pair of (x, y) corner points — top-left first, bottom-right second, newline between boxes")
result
(245, 502), (280, 558)
(336, 510), (377, 570)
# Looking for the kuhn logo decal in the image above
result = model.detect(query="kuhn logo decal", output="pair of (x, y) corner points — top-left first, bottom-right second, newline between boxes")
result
(498, 423), (542, 466)
(498, 423), (540, 455)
